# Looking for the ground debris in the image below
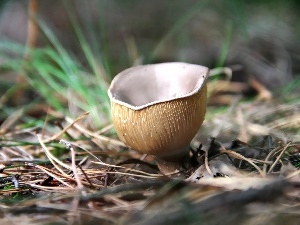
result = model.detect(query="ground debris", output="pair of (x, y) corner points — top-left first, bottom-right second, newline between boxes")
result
(0, 106), (299, 225)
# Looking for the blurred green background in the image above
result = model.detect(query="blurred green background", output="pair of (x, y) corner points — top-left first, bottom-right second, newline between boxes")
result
(0, 0), (299, 128)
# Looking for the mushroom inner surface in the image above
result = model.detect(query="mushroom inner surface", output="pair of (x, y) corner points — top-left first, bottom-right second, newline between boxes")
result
(109, 63), (208, 109)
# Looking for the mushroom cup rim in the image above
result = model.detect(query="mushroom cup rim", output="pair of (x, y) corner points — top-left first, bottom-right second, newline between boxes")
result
(108, 62), (209, 110)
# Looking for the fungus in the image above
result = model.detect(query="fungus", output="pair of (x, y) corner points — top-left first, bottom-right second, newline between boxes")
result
(108, 62), (209, 173)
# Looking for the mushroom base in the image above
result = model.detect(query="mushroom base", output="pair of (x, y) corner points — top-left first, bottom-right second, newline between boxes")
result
(155, 147), (190, 174)
(156, 155), (189, 174)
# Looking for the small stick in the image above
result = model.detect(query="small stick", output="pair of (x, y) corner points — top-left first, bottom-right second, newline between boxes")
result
(204, 150), (213, 176)
(44, 112), (89, 142)
(28, 163), (73, 188)
(267, 142), (291, 174)
(220, 147), (264, 177)
(65, 116), (125, 147)
(69, 143), (87, 196)
(37, 134), (72, 175)
(262, 144), (283, 176)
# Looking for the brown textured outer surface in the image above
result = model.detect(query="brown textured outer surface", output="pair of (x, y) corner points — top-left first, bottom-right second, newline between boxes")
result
(111, 84), (207, 160)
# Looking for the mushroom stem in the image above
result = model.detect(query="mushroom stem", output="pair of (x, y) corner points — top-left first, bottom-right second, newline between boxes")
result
(156, 156), (188, 174)
(155, 147), (190, 174)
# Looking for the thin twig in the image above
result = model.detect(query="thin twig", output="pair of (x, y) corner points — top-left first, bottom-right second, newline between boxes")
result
(220, 148), (264, 177)
(285, 169), (300, 179)
(70, 145), (87, 196)
(26, 163), (103, 189)
(262, 144), (283, 176)
(267, 142), (292, 174)
(65, 116), (125, 147)
(28, 184), (74, 192)
(96, 124), (114, 134)
(44, 112), (89, 142)
(70, 141), (103, 163)
(32, 164), (73, 188)
(204, 150), (213, 176)
(91, 161), (164, 177)
(37, 134), (72, 175)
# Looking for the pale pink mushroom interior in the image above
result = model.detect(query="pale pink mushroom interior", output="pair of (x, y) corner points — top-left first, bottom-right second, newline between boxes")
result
(108, 62), (209, 110)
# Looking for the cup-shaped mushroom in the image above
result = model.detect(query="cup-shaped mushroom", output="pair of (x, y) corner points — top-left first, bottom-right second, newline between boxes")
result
(108, 62), (209, 162)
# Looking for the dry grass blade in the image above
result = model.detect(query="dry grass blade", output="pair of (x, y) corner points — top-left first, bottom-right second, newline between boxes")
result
(44, 111), (89, 142)
(220, 148), (265, 176)
(267, 114), (300, 129)
(0, 108), (24, 134)
(204, 150), (213, 175)
(28, 184), (74, 192)
(91, 161), (164, 178)
(65, 140), (103, 162)
(37, 134), (72, 174)
(267, 142), (292, 174)
(96, 124), (114, 134)
(65, 116), (126, 147)
(262, 144), (284, 175)
(28, 164), (73, 188)
(69, 143), (86, 195)
(286, 169), (300, 179)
